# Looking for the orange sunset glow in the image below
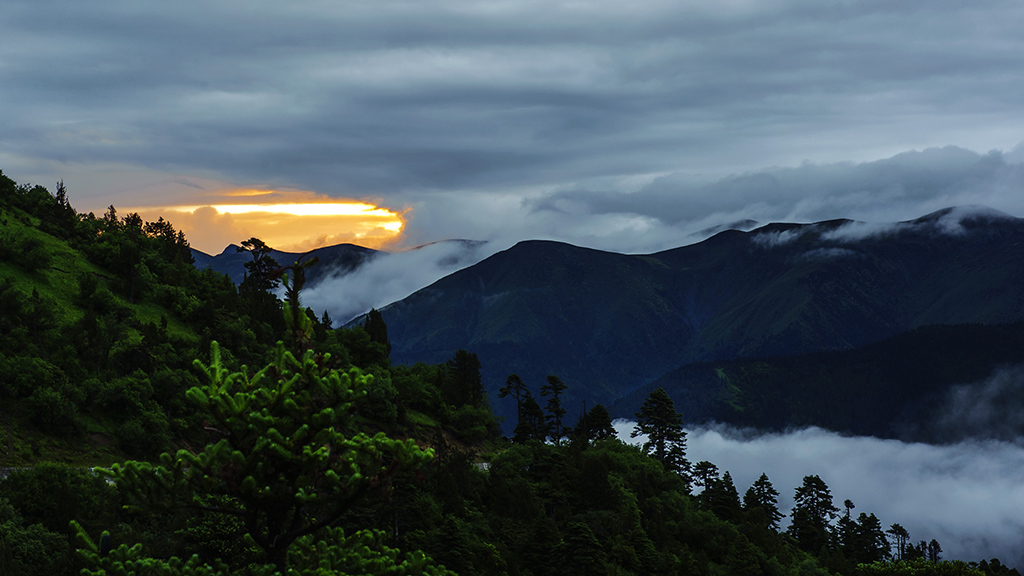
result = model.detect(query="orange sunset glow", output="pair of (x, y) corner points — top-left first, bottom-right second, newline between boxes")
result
(128, 192), (407, 255)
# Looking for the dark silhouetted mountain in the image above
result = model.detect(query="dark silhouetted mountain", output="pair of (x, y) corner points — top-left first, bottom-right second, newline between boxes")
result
(192, 242), (380, 286)
(371, 206), (1024, 429)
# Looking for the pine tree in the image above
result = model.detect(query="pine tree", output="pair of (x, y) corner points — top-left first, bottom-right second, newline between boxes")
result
(237, 237), (280, 293)
(499, 374), (528, 418)
(852, 513), (889, 565)
(743, 473), (783, 531)
(707, 471), (742, 523)
(632, 388), (690, 482)
(886, 523), (910, 561)
(540, 375), (568, 443)
(363, 308), (392, 357)
(80, 341), (441, 573)
(558, 521), (608, 576)
(574, 403), (616, 443)
(788, 475), (838, 553)
(513, 390), (547, 442)
(444, 350), (484, 408)
(927, 539), (943, 563)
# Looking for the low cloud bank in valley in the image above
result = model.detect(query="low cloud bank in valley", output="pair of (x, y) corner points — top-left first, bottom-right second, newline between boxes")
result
(300, 240), (506, 324)
(617, 422), (1024, 567)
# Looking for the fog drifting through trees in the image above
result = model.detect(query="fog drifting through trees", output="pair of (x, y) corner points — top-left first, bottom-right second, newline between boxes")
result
(617, 421), (1024, 568)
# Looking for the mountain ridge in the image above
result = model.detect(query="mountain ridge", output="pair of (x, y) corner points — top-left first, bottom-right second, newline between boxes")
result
(369, 206), (1024, 430)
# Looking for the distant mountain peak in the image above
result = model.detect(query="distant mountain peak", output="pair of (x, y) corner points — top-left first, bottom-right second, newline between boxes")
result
(695, 219), (760, 238)
(909, 205), (1018, 226)
(406, 238), (487, 251)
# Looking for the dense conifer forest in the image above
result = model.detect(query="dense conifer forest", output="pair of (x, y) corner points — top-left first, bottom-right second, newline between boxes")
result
(0, 171), (1019, 575)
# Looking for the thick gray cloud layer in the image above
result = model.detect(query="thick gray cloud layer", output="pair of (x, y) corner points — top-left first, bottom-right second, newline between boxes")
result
(3, 0), (1024, 251)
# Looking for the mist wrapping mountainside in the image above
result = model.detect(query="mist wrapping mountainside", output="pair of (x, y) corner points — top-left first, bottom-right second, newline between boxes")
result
(619, 420), (1024, 568)
(356, 206), (1024, 433)
(191, 242), (380, 287)
(194, 239), (498, 324)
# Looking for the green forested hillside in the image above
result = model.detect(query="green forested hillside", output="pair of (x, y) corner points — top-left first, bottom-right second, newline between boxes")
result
(0, 172), (1017, 575)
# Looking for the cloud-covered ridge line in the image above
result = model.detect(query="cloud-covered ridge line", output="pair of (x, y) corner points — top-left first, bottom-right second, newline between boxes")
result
(300, 239), (504, 325)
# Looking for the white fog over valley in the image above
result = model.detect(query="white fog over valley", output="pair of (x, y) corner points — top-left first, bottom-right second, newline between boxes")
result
(617, 366), (1024, 566)
(615, 423), (1024, 567)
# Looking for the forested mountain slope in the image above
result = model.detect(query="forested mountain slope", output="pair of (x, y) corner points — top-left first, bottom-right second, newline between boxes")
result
(376, 207), (1024, 427)
(613, 321), (1024, 440)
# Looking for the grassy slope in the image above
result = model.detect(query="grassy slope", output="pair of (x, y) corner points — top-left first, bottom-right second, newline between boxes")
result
(0, 205), (195, 466)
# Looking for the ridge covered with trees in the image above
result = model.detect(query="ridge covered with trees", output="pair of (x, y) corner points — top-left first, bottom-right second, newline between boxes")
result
(0, 172), (1019, 575)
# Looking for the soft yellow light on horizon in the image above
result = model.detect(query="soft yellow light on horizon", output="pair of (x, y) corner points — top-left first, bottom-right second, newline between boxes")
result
(169, 202), (399, 218)
(127, 197), (407, 254)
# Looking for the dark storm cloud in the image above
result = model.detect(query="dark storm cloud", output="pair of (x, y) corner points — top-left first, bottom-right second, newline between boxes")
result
(3, 0), (1024, 250)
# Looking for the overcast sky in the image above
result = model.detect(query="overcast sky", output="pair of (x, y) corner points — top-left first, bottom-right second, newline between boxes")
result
(3, 0), (1024, 253)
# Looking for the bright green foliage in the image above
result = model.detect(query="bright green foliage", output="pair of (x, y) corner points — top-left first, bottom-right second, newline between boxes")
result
(856, 559), (984, 575)
(73, 522), (455, 576)
(95, 341), (436, 572)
